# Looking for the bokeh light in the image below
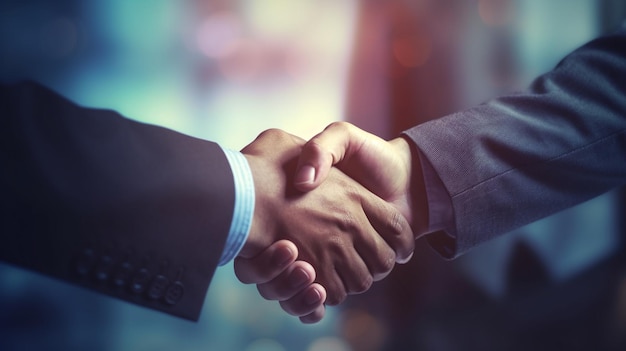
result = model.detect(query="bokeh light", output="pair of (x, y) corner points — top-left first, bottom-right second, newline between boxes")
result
(2, 0), (625, 350)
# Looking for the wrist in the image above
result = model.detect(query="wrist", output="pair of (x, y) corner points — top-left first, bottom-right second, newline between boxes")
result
(389, 137), (412, 178)
(393, 136), (429, 238)
(238, 153), (276, 258)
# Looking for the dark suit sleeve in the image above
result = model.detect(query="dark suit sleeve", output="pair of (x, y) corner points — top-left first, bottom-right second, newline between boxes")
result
(0, 81), (235, 320)
(404, 27), (626, 258)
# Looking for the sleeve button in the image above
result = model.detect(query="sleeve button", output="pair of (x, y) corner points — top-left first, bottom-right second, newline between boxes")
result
(163, 281), (184, 305)
(94, 255), (113, 282)
(74, 249), (96, 277)
(112, 262), (133, 287)
(146, 275), (169, 300)
(130, 268), (151, 294)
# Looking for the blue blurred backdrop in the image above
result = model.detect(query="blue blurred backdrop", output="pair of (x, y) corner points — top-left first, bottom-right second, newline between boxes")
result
(1, 1), (625, 350)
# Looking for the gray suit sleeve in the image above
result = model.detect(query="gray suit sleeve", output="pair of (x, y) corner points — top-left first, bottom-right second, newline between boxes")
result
(403, 27), (626, 258)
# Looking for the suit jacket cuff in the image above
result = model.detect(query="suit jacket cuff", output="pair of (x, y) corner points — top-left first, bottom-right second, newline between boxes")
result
(408, 139), (459, 258)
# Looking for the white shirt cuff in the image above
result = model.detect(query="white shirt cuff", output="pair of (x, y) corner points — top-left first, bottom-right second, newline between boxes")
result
(218, 147), (255, 266)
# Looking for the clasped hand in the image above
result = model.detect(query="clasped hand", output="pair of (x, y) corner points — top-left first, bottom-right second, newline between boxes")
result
(232, 123), (419, 323)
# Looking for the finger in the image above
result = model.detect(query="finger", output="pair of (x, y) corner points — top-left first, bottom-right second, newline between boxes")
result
(340, 253), (375, 296)
(342, 180), (397, 280)
(299, 305), (326, 324)
(294, 122), (364, 191)
(279, 283), (327, 317)
(256, 261), (316, 301)
(312, 261), (348, 306)
(331, 245), (373, 300)
(233, 240), (298, 284)
(350, 211), (397, 281)
(361, 192), (415, 264)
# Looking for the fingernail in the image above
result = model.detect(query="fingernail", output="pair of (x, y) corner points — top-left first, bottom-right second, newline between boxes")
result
(295, 165), (315, 185)
(397, 251), (414, 264)
(304, 288), (321, 305)
(289, 268), (310, 288)
(271, 246), (294, 268)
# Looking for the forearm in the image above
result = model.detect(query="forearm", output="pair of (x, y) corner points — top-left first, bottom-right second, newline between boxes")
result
(0, 81), (234, 320)
(403, 28), (626, 258)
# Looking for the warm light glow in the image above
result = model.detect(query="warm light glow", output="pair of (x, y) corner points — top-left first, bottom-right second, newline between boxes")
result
(340, 309), (388, 351)
(196, 12), (242, 58)
(217, 38), (267, 83)
(478, 0), (512, 27)
(242, 0), (318, 37)
(392, 33), (432, 68)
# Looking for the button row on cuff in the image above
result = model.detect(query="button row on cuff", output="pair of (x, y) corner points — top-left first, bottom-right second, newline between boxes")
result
(73, 248), (185, 306)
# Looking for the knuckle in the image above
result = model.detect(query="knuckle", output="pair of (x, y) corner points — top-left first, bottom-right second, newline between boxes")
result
(307, 138), (327, 155)
(337, 212), (357, 233)
(328, 121), (352, 133)
(326, 232), (346, 253)
(308, 135), (339, 165)
(258, 128), (286, 141)
(388, 211), (406, 237)
(387, 211), (414, 252)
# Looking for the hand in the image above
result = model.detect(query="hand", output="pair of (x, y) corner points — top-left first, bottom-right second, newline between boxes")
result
(234, 129), (414, 316)
(294, 122), (428, 235)
(234, 240), (327, 323)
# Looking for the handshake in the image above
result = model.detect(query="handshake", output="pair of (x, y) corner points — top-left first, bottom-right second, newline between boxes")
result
(231, 122), (428, 324)
(2, 82), (437, 324)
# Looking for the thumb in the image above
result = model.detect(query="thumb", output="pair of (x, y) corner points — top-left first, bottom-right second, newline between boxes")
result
(294, 122), (360, 192)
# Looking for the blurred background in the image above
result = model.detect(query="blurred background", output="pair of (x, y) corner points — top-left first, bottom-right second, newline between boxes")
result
(1, 0), (625, 350)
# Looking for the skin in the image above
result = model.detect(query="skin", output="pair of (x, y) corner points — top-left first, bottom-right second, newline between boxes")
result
(233, 128), (416, 323)
(294, 121), (428, 234)
(235, 240), (326, 323)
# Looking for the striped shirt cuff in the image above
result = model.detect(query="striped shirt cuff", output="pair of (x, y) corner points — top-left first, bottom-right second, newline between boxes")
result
(218, 147), (255, 266)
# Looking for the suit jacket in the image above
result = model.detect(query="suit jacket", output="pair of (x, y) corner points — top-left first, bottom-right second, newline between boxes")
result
(405, 26), (626, 258)
(0, 82), (235, 321)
